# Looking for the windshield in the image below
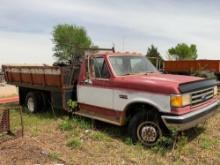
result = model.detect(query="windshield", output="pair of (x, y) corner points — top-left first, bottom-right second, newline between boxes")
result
(109, 56), (158, 76)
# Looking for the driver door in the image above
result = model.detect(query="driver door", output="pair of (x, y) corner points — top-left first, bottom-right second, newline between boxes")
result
(77, 56), (118, 123)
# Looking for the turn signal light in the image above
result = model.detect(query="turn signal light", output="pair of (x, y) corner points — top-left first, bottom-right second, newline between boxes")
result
(170, 94), (191, 107)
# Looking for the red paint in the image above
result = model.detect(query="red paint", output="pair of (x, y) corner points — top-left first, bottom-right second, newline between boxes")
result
(79, 103), (121, 117)
(32, 74), (45, 85)
(78, 53), (202, 94)
(21, 73), (32, 84)
(0, 96), (19, 104)
(111, 73), (202, 94)
(45, 75), (61, 87)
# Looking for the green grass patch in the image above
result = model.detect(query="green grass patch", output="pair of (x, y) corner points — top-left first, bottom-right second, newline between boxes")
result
(124, 137), (133, 145)
(30, 127), (40, 137)
(9, 109), (57, 136)
(71, 116), (92, 129)
(66, 137), (82, 149)
(90, 131), (109, 141)
(48, 151), (61, 160)
(199, 136), (216, 149)
(59, 119), (73, 131)
(58, 116), (92, 131)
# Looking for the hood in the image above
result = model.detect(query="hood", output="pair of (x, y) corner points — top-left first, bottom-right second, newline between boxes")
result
(113, 73), (203, 94)
(142, 73), (202, 84)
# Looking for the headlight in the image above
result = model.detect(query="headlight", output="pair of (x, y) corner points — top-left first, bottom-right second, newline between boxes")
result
(170, 94), (191, 107)
(214, 86), (218, 96)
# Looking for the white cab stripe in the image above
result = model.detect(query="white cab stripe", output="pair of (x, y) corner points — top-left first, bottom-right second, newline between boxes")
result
(77, 85), (171, 112)
(77, 85), (113, 109)
(113, 89), (170, 112)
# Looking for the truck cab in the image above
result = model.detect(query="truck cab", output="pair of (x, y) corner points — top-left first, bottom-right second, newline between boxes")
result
(3, 52), (219, 146)
(76, 52), (219, 146)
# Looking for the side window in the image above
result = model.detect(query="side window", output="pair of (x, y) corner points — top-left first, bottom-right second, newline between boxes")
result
(91, 57), (110, 79)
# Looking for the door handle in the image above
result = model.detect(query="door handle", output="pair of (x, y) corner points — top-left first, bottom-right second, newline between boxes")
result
(80, 79), (92, 85)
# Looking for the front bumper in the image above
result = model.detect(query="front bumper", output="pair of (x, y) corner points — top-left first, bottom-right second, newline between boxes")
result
(161, 101), (220, 131)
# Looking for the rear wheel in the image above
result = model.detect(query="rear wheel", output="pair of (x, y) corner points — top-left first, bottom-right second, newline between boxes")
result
(128, 111), (162, 146)
(25, 92), (39, 113)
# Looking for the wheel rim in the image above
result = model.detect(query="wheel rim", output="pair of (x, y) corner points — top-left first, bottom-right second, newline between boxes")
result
(137, 121), (161, 145)
(27, 97), (35, 112)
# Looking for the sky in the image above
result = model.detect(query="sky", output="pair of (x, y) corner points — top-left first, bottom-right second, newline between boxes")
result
(0, 0), (220, 66)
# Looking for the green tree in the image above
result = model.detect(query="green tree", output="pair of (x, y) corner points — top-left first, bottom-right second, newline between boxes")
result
(146, 44), (160, 58)
(168, 43), (197, 60)
(146, 45), (163, 67)
(52, 24), (92, 63)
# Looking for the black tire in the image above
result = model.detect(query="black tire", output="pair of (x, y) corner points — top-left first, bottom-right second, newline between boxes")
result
(37, 92), (49, 112)
(25, 92), (40, 113)
(128, 111), (162, 147)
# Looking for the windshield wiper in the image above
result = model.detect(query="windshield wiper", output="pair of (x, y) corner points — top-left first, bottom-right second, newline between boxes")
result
(144, 71), (155, 75)
(121, 72), (135, 76)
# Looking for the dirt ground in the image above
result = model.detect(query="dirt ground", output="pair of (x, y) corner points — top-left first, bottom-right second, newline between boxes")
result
(0, 84), (18, 98)
(0, 136), (66, 165)
(0, 104), (69, 165)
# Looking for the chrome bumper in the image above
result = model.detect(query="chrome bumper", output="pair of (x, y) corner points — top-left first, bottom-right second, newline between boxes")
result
(161, 101), (220, 131)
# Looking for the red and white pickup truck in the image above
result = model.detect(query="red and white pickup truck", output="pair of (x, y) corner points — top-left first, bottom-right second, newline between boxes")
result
(2, 52), (219, 146)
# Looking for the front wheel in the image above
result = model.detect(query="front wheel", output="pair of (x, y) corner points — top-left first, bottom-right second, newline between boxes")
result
(128, 111), (162, 147)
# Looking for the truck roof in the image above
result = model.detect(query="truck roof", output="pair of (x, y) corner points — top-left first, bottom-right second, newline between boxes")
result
(88, 51), (143, 58)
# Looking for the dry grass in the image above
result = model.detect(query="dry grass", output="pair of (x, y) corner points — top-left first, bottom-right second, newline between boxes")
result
(0, 101), (220, 165)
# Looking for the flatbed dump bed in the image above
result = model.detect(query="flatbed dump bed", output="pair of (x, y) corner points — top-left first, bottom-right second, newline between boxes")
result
(2, 65), (78, 111)
(2, 65), (74, 89)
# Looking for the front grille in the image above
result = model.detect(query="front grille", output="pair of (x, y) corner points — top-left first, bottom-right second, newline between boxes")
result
(191, 87), (214, 106)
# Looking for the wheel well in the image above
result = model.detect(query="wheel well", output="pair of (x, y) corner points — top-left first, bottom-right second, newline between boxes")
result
(19, 87), (51, 106)
(124, 102), (171, 135)
(124, 102), (160, 124)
